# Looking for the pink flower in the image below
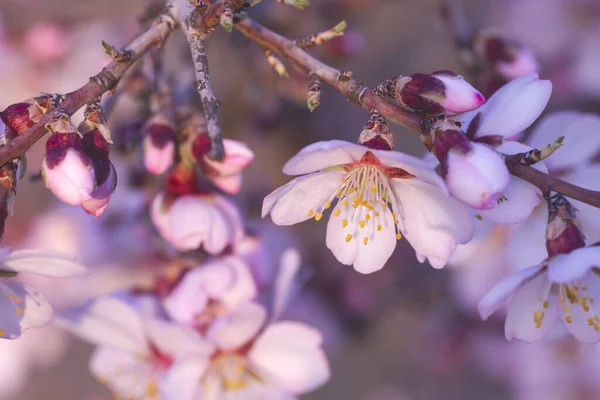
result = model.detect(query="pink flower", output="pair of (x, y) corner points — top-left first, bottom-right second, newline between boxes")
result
(151, 192), (243, 254)
(262, 140), (474, 272)
(59, 296), (215, 399)
(163, 256), (257, 327)
(391, 70), (485, 115)
(192, 134), (255, 194)
(479, 245), (600, 343)
(0, 248), (87, 339)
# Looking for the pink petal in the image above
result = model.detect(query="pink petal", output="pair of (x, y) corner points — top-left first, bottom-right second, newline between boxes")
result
(42, 150), (95, 206)
(392, 179), (474, 269)
(435, 73), (486, 115)
(272, 248), (301, 320)
(160, 357), (209, 400)
(547, 246), (600, 283)
(371, 150), (448, 193)
(144, 317), (214, 359)
(475, 73), (552, 139)
(90, 347), (154, 398)
(206, 302), (267, 351)
(528, 111), (600, 171)
(248, 321), (330, 394)
(282, 140), (367, 176)
(203, 139), (254, 176)
(143, 136), (174, 175)
(478, 265), (543, 320)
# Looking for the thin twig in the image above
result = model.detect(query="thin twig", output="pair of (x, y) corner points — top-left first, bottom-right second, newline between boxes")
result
(0, 7), (179, 166)
(234, 17), (424, 133)
(234, 16), (600, 211)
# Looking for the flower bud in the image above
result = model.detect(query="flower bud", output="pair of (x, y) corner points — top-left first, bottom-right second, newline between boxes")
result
(546, 194), (586, 257)
(474, 33), (539, 80)
(358, 109), (394, 150)
(42, 118), (95, 206)
(431, 120), (509, 209)
(0, 93), (64, 139)
(142, 113), (176, 175)
(377, 71), (485, 116)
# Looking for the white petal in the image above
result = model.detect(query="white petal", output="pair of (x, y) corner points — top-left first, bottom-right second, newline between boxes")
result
(282, 140), (366, 175)
(527, 111), (600, 171)
(206, 302), (267, 351)
(325, 203), (396, 274)
(211, 173), (243, 195)
(272, 248), (301, 321)
(371, 150), (448, 193)
(475, 73), (552, 139)
(505, 203), (549, 270)
(479, 175), (543, 225)
(0, 249), (87, 278)
(392, 179), (474, 269)
(248, 321), (330, 394)
(42, 150), (95, 205)
(0, 281), (53, 339)
(162, 277), (210, 326)
(560, 165), (600, 245)
(90, 347), (155, 399)
(160, 357), (209, 400)
(263, 171), (345, 226)
(144, 317), (214, 359)
(547, 246), (600, 283)
(58, 296), (147, 354)
(144, 137), (175, 175)
(504, 273), (557, 342)
(217, 256), (258, 310)
(478, 265), (543, 320)
(435, 73), (486, 115)
(204, 139), (254, 177)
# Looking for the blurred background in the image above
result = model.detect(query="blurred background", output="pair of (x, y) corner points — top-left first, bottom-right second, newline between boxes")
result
(1, 0), (600, 399)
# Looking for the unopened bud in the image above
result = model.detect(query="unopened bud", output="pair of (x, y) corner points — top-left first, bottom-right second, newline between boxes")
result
(42, 118), (95, 206)
(264, 50), (288, 77)
(142, 113), (176, 175)
(546, 193), (586, 257)
(220, 8), (234, 32)
(375, 71), (485, 116)
(474, 33), (539, 81)
(307, 74), (321, 112)
(430, 119), (509, 209)
(0, 93), (64, 139)
(358, 110), (394, 150)
(79, 100), (112, 144)
(297, 21), (346, 49)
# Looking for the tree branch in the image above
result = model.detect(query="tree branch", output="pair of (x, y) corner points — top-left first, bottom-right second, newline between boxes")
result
(0, 7), (179, 166)
(234, 17), (424, 133)
(234, 16), (600, 211)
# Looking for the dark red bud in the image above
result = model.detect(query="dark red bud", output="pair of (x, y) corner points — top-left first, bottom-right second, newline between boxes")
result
(83, 130), (111, 186)
(192, 134), (212, 160)
(546, 222), (586, 257)
(146, 124), (176, 149)
(45, 133), (89, 169)
(399, 73), (446, 114)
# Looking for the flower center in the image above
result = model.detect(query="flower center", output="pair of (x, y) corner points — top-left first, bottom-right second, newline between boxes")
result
(209, 353), (262, 392)
(308, 163), (403, 245)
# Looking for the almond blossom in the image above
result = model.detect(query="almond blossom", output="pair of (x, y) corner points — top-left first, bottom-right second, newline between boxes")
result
(0, 248), (87, 339)
(262, 132), (474, 272)
(449, 73), (552, 224)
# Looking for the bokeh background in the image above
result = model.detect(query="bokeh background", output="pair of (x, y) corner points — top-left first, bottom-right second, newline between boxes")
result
(1, 0), (600, 399)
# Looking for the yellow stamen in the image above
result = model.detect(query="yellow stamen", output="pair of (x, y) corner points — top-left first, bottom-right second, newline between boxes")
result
(377, 224), (382, 231)
(315, 212), (323, 221)
(363, 237), (368, 245)
(345, 234), (352, 242)
(333, 209), (341, 217)
(307, 210), (314, 217)
(342, 219), (348, 228)
(565, 315), (573, 323)
(359, 220), (366, 228)
(396, 233), (402, 240)
(365, 214), (371, 221)
(371, 185), (377, 193)
(324, 201), (331, 209)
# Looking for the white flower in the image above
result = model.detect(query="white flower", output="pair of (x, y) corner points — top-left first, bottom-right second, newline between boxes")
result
(262, 140), (474, 272)
(163, 256), (257, 327)
(151, 192), (244, 254)
(479, 245), (600, 343)
(0, 248), (87, 339)
(59, 296), (215, 400)
(455, 73), (552, 224)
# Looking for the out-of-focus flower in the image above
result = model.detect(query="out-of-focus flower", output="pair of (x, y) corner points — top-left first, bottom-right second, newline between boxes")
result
(378, 70), (485, 115)
(474, 32), (540, 80)
(142, 113), (176, 175)
(41, 118), (95, 206)
(262, 138), (473, 272)
(163, 256), (257, 327)
(151, 191), (243, 254)
(60, 296), (214, 399)
(479, 195), (600, 343)
(162, 302), (330, 399)
(0, 248), (87, 339)
(23, 23), (69, 64)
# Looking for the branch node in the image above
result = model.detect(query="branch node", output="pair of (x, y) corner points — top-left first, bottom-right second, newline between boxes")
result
(307, 73), (322, 112)
(89, 69), (120, 90)
(101, 41), (133, 62)
(373, 76), (400, 99)
(347, 81), (367, 105)
(337, 71), (352, 82)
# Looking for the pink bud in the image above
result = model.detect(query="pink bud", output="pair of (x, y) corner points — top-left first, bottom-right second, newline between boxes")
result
(545, 194), (586, 257)
(445, 143), (510, 210)
(81, 162), (117, 217)
(392, 71), (484, 116)
(199, 138), (254, 194)
(23, 23), (68, 64)
(42, 133), (95, 206)
(474, 34), (540, 81)
(142, 114), (176, 175)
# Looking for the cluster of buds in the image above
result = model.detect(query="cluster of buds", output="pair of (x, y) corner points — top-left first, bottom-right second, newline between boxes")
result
(374, 70), (485, 116)
(546, 193), (586, 257)
(149, 111), (254, 253)
(41, 102), (116, 217)
(427, 117), (509, 209)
